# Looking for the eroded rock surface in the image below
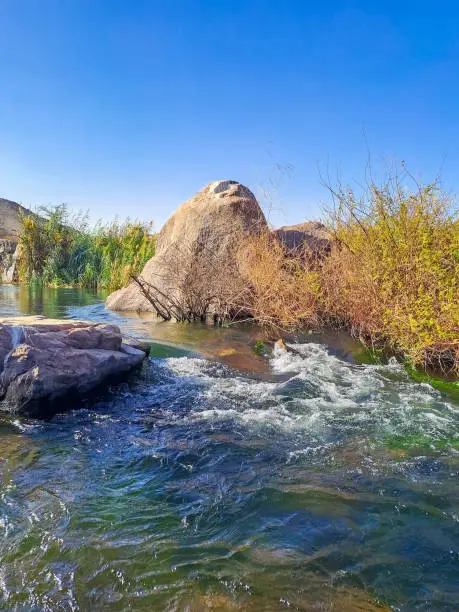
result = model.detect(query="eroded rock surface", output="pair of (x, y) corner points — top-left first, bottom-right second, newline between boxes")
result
(0, 316), (147, 416)
(0, 198), (28, 240)
(0, 240), (19, 283)
(0, 198), (32, 283)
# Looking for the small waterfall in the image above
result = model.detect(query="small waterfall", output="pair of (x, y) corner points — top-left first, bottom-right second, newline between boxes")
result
(3, 325), (25, 371)
(9, 325), (23, 349)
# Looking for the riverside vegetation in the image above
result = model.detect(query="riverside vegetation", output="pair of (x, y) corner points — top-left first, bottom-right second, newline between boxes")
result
(15, 172), (459, 377)
(241, 176), (458, 376)
(17, 204), (155, 292)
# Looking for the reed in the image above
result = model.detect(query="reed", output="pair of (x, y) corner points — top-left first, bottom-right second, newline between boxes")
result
(17, 204), (155, 292)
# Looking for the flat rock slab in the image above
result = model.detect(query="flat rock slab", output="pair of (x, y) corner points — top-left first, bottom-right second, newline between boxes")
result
(0, 316), (147, 416)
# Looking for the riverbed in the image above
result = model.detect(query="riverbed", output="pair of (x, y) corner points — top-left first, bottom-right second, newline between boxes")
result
(0, 286), (458, 610)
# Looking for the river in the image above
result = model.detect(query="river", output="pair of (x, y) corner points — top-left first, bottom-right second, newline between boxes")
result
(0, 285), (458, 610)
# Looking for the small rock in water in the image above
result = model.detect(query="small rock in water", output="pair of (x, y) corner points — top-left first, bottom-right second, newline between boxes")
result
(275, 338), (289, 352)
(274, 338), (304, 357)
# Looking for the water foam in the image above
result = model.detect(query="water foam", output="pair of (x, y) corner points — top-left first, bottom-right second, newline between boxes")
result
(156, 342), (458, 455)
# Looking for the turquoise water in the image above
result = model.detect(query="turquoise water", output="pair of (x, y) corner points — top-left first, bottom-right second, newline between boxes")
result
(0, 286), (458, 610)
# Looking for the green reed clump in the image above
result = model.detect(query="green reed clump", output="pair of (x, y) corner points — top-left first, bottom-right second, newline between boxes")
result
(18, 204), (155, 292)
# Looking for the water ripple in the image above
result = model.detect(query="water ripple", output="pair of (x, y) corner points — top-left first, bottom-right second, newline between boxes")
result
(0, 338), (458, 609)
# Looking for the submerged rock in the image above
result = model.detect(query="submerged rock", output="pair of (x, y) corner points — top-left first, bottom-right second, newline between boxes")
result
(106, 180), (267, 315)
(0, 316), (147, 416)
(274, 338), (289, 352)
(274, 338), (304, 357)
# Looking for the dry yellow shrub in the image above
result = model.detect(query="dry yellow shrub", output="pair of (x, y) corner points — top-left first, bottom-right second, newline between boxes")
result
(236, 231), (322, 331)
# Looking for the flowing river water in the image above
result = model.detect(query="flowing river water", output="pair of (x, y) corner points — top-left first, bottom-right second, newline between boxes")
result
(0, 286), (458, 611)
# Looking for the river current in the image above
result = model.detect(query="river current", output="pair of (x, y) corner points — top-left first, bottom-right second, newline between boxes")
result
(0, 286), (458, 611)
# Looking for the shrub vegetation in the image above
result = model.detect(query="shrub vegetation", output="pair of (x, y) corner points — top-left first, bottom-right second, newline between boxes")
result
(239, 172), (459, 376)
(323, 176), (458, 375)
(18, 204), (155, 292)
(236, 231), (322, 329)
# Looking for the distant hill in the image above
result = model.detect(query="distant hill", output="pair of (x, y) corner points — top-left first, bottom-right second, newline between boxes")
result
(0, 198), (32, 240)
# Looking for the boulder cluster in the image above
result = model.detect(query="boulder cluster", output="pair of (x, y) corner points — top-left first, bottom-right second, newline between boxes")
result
(106, 180), (331, 319)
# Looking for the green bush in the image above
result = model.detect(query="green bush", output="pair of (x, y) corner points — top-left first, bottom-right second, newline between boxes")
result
(18, 204), (155, 292)
(323, 176), (459, 375)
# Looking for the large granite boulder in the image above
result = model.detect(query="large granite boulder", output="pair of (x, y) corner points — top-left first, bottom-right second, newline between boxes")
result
(106, 180), (267, 317)
(0, 316), (147, 416)
(272, 222), (332, 257)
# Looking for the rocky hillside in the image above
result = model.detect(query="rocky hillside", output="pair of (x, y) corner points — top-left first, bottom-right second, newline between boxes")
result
(0, 198), (31, 283)
(0, 198), (28, 239)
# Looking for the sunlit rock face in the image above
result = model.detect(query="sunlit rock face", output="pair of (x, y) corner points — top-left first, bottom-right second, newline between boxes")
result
(272, 222), (332, 257)
(106, 180), (267, 314)
(0, 240), (19, 283)
(0, 198), (27, 239)
(0, 316), (147, 416)
(0, 198), (31, 283)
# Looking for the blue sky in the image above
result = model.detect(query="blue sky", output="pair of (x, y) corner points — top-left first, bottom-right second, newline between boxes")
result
(0, 1), (457, 228)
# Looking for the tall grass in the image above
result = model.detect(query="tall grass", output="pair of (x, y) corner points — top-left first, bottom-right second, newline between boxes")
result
(18, 204), (155, 292)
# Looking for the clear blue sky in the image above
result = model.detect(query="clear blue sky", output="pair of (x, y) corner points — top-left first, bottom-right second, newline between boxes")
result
(0, 0), (457, 229)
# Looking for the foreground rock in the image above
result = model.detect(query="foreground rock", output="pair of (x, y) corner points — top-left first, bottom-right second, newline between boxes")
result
(106, 180), (267, 318)
(0, 316), (147, 416)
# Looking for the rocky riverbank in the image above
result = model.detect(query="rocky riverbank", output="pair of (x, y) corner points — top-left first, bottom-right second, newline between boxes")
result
(0, 316), (148, 416)
(0, 198), (32, 283)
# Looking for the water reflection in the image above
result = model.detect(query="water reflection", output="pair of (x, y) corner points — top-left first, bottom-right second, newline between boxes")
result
(0, 284), (106, 319)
